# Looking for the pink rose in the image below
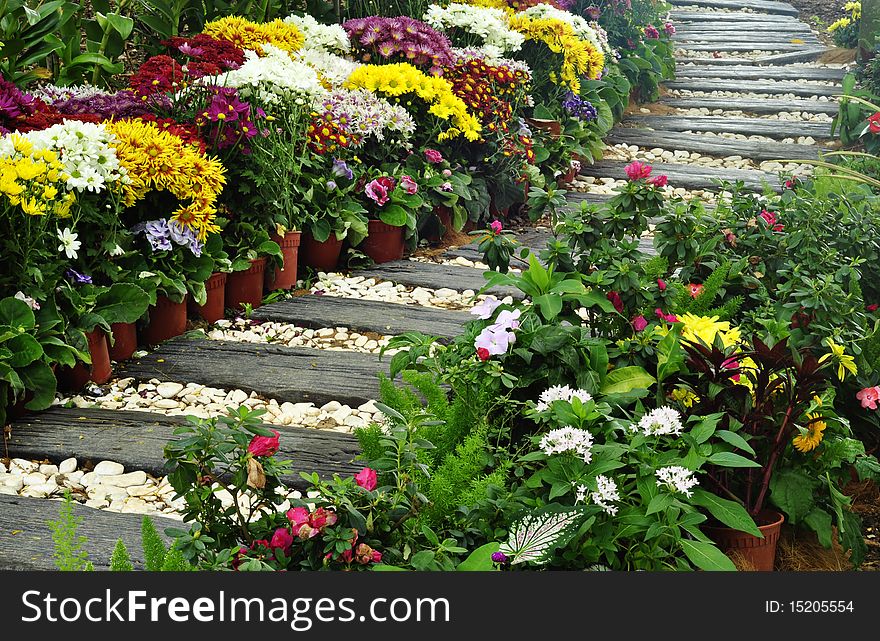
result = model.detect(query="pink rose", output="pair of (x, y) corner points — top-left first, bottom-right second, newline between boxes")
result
(247, 430), (280, 457)
(856, 386), (880, 410)
(355, 467), (377, 491)
(365, 177), (395, 206)
(309, 507), (338, 530)
(649, 174), (668, 187)
(287, 507), (310, 528)
(400, 174), (418, 195)
(607, 291), (624, 313)
(631, 315), (648, 332)
(489, 220), (503, 234)
(424, 149), (443, 163)
(624, 161), (652, 181)
(657, 278), (667, 291)
(269, 527), (293, 552)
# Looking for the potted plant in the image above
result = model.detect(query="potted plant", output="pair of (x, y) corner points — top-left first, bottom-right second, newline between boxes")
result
(190, 233), (232, 324)
(221, 220), (282, 311)
(358, 167), (424, 263)
(406, 152), (472, 244)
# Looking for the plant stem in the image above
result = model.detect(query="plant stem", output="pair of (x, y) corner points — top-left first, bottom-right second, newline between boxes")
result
(750, 401), (796, 516)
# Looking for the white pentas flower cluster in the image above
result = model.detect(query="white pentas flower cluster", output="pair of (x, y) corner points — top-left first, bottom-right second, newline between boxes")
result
(209, 44), (326, 106)
(6, 121), (127, 193)
(424, 3), (525, 59)
(284, 13), (351, 54)
(539, 426), (594, 463)
(655, 466), (699, 498)
(591, 475), (620, 515)
(634, 406), (685, 437)
(535, 385), (592, 412)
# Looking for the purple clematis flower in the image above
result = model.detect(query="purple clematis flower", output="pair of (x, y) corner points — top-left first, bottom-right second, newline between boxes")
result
(331, 158), (354, 180)
(65, 268), (93, 284)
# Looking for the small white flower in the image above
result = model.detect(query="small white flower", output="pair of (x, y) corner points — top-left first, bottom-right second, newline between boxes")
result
(575, 484), (587, 504)
(590, 475), (620, 516)
(109, 244), (125, 257)
(57, 228), (81, 259)
(14, 291), (40, 310)
(655, 466), (699, 498)
(539, 426), (594, 463)
(636, 406), (685, 437)
(535, 384), (593, 412)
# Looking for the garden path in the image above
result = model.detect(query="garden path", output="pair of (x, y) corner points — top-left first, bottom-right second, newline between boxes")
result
(0, 0), (849, 568)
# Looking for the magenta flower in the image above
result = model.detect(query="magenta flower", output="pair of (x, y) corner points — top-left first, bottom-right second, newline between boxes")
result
(649, 174), (668, 187)
(625, 161), (652, 181)
(425, 149), (444, 163)
(607, 291), (624, 313)
(269, 527), (293, 552)
(632, 315), (648, 332)
(400, 174), (418, 195)
(655, 308), (679, 323)
(759, 209), (784, 232)
(365, 177), (395, 206)
(248, 430), (280, 457)
(664, 22), (676, 36)
(490, 220), (503, 234)
(645, 25), (660, 39)
(355, 467), (378, 491)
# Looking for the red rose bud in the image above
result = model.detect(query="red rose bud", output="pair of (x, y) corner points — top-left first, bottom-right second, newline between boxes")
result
(247, 430), (280, 457)
(477, 347), (490, 361)
(657, 278), (667, 291)
(867, 304), (879, 312)
(607, 291), (624, 313)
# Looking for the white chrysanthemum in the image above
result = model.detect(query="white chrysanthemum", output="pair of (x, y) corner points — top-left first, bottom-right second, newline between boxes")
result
(205, 44), (327, 106)
(539, 426), (594, 463)
(6, 121), (128, 193)
(590, 475), (620, 516)
(295, 48), (361, 87)
(636, 406), (685, 437)
(655, 466), (699, 498)
(535, 384), (593, 412)
(523, 3), (614, 56)
(284, 13), (350, 54)
(424, 3), (524, 54)
(30, 84), (110, 103)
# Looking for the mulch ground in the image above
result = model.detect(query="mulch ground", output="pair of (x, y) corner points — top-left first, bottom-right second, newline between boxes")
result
(786, 0), (848, 30)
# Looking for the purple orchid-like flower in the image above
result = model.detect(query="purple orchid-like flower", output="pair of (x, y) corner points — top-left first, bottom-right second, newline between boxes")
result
(143, 219), (173, 252)
(65, 268), (93, 285)
(331, 158), (353, 180)
(470, 296), (503, 320)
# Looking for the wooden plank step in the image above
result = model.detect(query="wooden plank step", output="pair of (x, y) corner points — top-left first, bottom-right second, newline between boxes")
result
(662, 96), (838, 116)
(251, 294), (472, 340)
(758, 48), (829, 65)
(580, 160), (780, 193)
(674, 34), (819, 46)
(677, 57), (790, 66)
(665, 79), (838, 98)
(678, 43), (818, 53)
(674, 22), (813, 33)
(667, 0), (800, 16)
(607, 129), (822, 162)
(622, 115), (833, 140)
(120, 338), (384, 408)
(670, 11), (803, 22)
(444, 227), (554, 263)
(675, 65), (845, 82)
(358, 260), (522, 299)
(6, 407), (361, 491)
(0, 494), (175, 570)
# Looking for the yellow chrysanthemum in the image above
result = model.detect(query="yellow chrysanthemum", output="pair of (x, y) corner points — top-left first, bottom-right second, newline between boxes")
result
(678, 313), (741, 348)
(202, 16), (304, 55)
(792, 414), (826, 453)
(828, 16), (852, 32)
(0, 138), (69, 219)
(507, 14), (604, 92)
(345, 63), (482, 142)
(818, 338), (858, 381)
(106, 119), (225, 239)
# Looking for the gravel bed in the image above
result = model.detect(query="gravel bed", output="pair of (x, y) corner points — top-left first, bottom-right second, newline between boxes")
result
(675, 50), (783, 60)
(668, 88), (833, 101)
(682, 130), (823, 145)
(205, 318), (395, 355)
(57, 377), (387, 433)
(604, 143), (813, 175)
(571, 176), (724, 204)
(673, 107), (834, 123)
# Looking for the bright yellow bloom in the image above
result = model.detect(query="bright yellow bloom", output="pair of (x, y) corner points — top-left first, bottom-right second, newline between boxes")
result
(671, 387), (699, 409)
(793, 414), (826, 453)
(828, 16), (852, 32)
(202, 16), (304, 54)
(678, 313), (741, 348)
(0, 139), (69, 218)
(819, 338), (857, 381)
(345, 63), (482, 142)
(106, 119), (225, 239)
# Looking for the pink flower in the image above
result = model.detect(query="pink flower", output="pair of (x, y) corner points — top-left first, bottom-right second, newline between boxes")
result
(474, 325), (515, 356)
(439, 181), (453, 192)
(354, 467), (377, 491)
(759, 209), (784, 232)
(632, 315), (648, 332)
(688, 283), (704, 299)
(857, 386), (880, 410)
(400, 174), (418, 195)
(664, 22), (676, 36)
(476, 347), (490, 361)
(657, 278), (667, 291)
(365, 176), (395, 206)
(645, 25), (660, 39)
(309, 507), (338, 530)
(607, 291), (624, 313)
(442, 168), (452, 177)
(296, 523), (319, 540)
(625, 161), (653, 181)
(424, 149), (443, 163)
(868, 304), (879, 312)
(247, 430), (280, 457)
(269, 527), (293, 552)
(649, 174), (668, 187)
(470, 295), (502, 320)
(287, 507), (310, 529)
(655, 308), (679, 323)
(490, 220), (503, 234)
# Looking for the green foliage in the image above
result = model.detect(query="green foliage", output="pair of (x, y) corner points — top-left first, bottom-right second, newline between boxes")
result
(142, 516), (169, 571)
(49, 492), (94, 571)
(109, 539), (134, 572)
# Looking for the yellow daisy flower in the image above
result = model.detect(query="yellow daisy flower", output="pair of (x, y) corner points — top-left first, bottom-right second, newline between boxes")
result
(792, 414), (826, 453)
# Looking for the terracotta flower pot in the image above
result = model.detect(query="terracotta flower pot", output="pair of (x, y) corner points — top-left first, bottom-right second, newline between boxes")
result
(704, 509), (785, 571)
(424, 205), (453, 244)
(61, 328), (112, 389)
(225, 257), (267, 311)
(360, 220), (405, 264)
(108, 322), (138, 362)
(142, 294), (188, 345)
(266, 231), (302, 291)
(190, 272), (227, 324)
(300, 230), (343, 272)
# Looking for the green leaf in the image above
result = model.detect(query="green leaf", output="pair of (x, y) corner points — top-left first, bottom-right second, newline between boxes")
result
(679, 539), (737, 571)
(6, 334), (42, 368)
(707, 452), (760, 468)
(95, 284), (151, 325)
(769, 469), (817, 525)
(599, 366), (656, 395)
(804, 507), (833, 548)
(690, 488), (762, 537)
(378, 205), (408, 227)
(0, 297), (36, 330)
(689, 414), (721, 444)
(715, 430), (756, 456)
(20, 360), (57, 410)
(533, 293), (562, 320)
(104, 13), (134, 39)
(646, 492), (673, 515)
(456, 543), (500, 571)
